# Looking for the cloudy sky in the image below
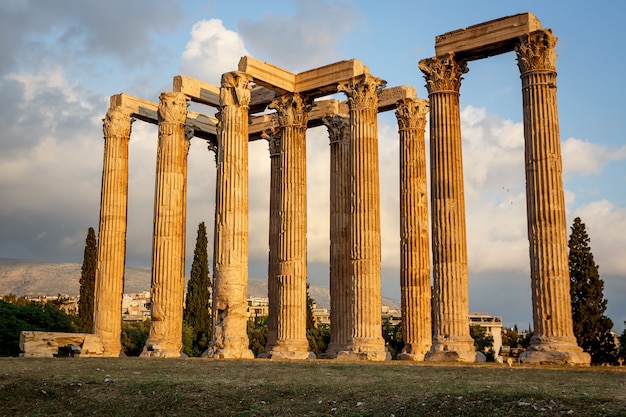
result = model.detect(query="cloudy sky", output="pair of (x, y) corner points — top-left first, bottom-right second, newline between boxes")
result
(1, 0), (624, 330)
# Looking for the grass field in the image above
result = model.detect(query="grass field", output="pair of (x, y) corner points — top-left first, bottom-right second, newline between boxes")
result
(1, 358), (625, 416)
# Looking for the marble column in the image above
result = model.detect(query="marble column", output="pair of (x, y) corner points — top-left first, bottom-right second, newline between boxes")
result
(395, 98), (432, 361)
(266, 93), (312, 360)
(207, 72), (254, 359)
(264, 129), (281, 355)
(516, 30), (590, 365)
(322, 114), (351, 358)
(94, 106), (132, 357)
(419, 53), (476, 362)
(337, 74), (387, 361)
(142, 92), (188, 358)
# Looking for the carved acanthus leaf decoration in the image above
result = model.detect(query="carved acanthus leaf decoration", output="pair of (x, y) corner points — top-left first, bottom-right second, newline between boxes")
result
(515, 29), (558, 74)
(419, 53), (468, 94)
(338, 74), (386, 112)
(322, 114), (350, 144)
(103, 106), (132, 139)
(220, 72), (252, 108)
(395, 98), (429, 131)
(269, 93), (311, 128)
(157, 92), (187, 125)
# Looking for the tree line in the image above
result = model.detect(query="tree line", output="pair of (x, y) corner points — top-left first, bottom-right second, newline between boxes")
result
(1, 218), (625, 363)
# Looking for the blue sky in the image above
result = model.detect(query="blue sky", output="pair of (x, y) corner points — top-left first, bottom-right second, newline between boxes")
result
(0, 0), (624, 330)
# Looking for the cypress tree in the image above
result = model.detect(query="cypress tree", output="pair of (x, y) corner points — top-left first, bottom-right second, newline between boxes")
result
(78, 227), (97, 332)
(568, 217), (617, 364)
(184, 222), (211, 355)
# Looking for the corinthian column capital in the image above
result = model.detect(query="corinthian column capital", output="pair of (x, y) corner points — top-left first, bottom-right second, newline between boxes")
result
(220, 71), (252, 108)
(419, 53), (468, 95)
(158, 92), (187, 125)
(103, 107), (132, 139)
(269, 93), (311, 129)
(338, 74), (386, 111)
(267, 131), (282, 156)
(395, 98), (429, 132)
(322, 114), (349, 144)
(515, 29), (558, 75)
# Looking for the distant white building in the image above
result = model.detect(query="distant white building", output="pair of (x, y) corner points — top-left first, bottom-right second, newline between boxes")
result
(469, 312), (503, 359)
(121, 291), (151, 321)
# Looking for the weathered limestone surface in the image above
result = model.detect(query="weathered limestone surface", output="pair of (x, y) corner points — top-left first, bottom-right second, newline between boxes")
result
(336, 74), (388, 362)
(207, 72), (254, 359)
(435, 12), (542, 60)
(142, 92), (188, 358)
(323, 114), (351, 358)
(111, 93), (217, 140)
(515, 30), (589, 365)
(267, 93), (313, 360)
(396, 98), (432, 361)
(239, 56), (366, 98)
(419, 54), (476, 363)
(20, 331), (105, 358)
(94, 106), (132, 357)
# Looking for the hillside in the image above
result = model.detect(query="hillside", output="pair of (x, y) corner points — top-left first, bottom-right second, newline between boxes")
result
(0, 258), (400, 310)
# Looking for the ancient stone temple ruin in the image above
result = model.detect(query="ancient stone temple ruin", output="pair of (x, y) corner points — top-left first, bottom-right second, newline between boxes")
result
(89, 13), (589, 365)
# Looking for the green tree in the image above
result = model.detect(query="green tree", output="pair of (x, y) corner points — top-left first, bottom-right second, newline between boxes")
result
(248, 318), (268, 357)
(307, 324), (330, 358)
(382, 322), (403, 359)
(618, 322), (626, 364)
(470, 325), (495, 361)
(568, 217), (617, 364)
(121, 320), (150, 356)
(501, 325), (519, 348)
(0, 300), (74, 356)
(183, 222), (211, 356)
(305, 283), (315, 330)
(78, 227), (97, 332)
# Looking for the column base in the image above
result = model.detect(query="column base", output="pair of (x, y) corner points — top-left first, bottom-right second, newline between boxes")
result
(397, 343), (430, 361)
(520, 337), (590, 365)
(335, 349), (390, 362)
(335, 337), (389, 361)
(322, 342), (349, 359)
(425, 338), (477, 362)
(99, 350), (124, 358)
(203, 347), (255, 360)
(266, 340), (315, 360)
(269, 351), (316, 361)
(140, 344), (186, 359)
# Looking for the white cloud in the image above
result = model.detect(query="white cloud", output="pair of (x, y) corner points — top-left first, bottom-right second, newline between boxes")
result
(179, 19), (249, 86)
(570, 200), (626, 276)
(459, 106), (528, 273)
(562, 137), (626, 178)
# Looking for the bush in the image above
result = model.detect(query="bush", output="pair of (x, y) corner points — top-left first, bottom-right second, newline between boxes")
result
(120, 320), (150, 356)
(0, 299), (74, 357)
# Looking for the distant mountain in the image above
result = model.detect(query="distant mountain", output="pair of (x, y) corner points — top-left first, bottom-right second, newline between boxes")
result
(0, 258), (400, 310)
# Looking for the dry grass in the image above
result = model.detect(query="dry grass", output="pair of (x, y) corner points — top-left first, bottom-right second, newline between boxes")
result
(1, 358), (625, 416)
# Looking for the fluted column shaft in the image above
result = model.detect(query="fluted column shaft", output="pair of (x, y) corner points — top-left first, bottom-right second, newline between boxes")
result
(142, 92), (188, 358)
(264, 130), (281, 353)
(337, 74), (387, 361)
(208, 72), (254, 359)
(516, 30), (589, 365)
(323, 114), (351, 358)
(94, 106), (132, 357)
(419, 54), (475, 362)
(396, 98), (432, 361)
(267, 93), (311, 360)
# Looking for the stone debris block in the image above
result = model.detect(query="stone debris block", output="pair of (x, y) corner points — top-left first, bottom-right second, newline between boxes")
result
(19, 331), (105, 358)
